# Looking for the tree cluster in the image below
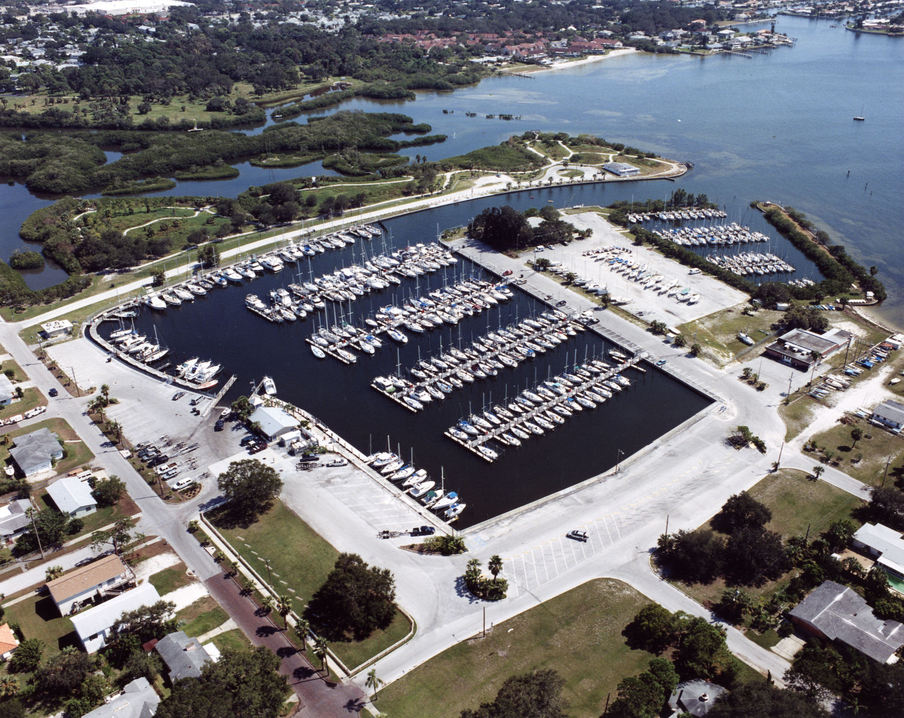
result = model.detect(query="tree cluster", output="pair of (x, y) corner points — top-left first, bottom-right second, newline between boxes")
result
(216, 459), (283, 525)
(462, 556), (507, 601)
(304, 553), (396, 642)
(13, 506), (82, 556)
(775, 305), (829, 334)
(461, 669), (566, 718)
(606, 657), (678, 718)
(656, 492), (789, 587)
(468, 204), (581, 252)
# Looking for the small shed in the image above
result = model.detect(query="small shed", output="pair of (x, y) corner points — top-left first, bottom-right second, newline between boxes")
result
(9, 428), (64, 478)
(40, 319), (73, 339)
(249, 405), (299, 441)
(46, 475), (97, 517)
(667, 679), (727, 717)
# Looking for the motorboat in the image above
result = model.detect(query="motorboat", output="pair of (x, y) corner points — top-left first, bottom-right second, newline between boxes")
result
(261, 376), (277, 395)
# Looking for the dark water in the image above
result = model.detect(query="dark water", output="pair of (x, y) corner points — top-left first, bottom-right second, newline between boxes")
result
(108, 230), (710, 526)
(3, 17), (902, 321)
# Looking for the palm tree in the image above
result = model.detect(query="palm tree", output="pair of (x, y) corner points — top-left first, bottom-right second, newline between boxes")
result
(313, 636), (329, 676)
(812, 465), (825, 480)
(100, 383), (110, 405)
(294, 618), (310, 652)
(365, 668), (384, 702)
(0, 676), (18, 699)
(260, 594), (274, 614)
(488, 555), (503, 584)
(276, 595), (291, 630)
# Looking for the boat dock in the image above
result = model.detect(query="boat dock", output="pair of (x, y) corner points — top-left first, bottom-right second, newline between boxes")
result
(446, 355), (643, 463)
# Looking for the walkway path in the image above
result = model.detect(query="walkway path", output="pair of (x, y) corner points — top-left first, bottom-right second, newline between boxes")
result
(121, 206), (212, 235)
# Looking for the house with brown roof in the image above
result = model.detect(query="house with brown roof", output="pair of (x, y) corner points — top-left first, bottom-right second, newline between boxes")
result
(0, 623), (19, 660)
(46, 554), (133, 616)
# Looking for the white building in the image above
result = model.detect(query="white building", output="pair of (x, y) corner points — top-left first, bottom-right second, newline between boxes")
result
(872, 400), (904, 433)
(0, 375), (15, 407)
(602, 161), (640, 177)
(248, 405), (300, 441)
(46, 475), (97, 517)
(10, 428), (64, 478)
(70, 583), (161, 653)
(46, 554), (133, 616)
(853, 523), (904, 581)
(39, 319), (73, 339)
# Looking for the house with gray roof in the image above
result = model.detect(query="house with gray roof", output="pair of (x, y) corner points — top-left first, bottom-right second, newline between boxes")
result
(70, 583), (161, 653)
(0, 497), (33, 542)
(0, 374), (15, 406)
(872, 400), (904, 433)
(9, 428), (63, 478)
(852, 522), (904, 581)
(46, 475), (97, 517)
(155, 630), (214, 683)
(83, 677), (159, 718)
(667, 679), (727, 717)
(789, 580), (904, 664)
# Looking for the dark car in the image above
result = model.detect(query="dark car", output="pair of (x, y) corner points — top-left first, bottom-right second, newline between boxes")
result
(556, 300), (568, 307)
(411, 526), (436, 537)
(48, 388), (58, 397)
(239, 435), (255, 446)
(567, 530), (589, 542)
(172, 391), (185, 401)
(214, 419), (225, 432)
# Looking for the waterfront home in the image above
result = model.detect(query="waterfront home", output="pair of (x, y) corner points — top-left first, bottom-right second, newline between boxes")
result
(70, 583), (161, 653)
(789, 580), (904, 664)
(9, 427), (64, 478)
(46, 554), (133, 616)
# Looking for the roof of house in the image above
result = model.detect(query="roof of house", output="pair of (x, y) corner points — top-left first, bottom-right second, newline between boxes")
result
(0, 498), (32, 537)
(853, 523), (904, 576)
(155, 630), (213, 681)
(46, 554), (129, 605)
(874, 400), (904, 426)
(667, 679), (727, 717)
(0, 623), (19, 655)
(46, 475), (97, 514)
(83, 677), (160, 718)
(249, 405), (299, 438)
(70, 583), (161, 642)
(9, 428), (63, 475)
(789, 580), (904, 663)
(0, 374), (14, 403)
(778, 328), (844, 355)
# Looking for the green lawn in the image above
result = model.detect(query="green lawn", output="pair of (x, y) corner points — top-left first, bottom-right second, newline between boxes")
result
(779, 395), (817, 441)
(806, 418), (904, 487)
(149, 563), (195, 595)
(0, 387), (46, 420)
(209, 628), (251, 653)
(37, 493), (137, 540)
(378, 579), (654, 718)
(678, 305), (782, 365)
(747, 468), (864, 539)
(4, 594), (76, 654)
(1, 418), (94, 475)
(176, 596), (229, 637)
(1, 359), (28, 383)
(213, 500), (412, 670)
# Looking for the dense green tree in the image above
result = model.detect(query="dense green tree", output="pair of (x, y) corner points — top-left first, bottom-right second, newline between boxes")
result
(156, 647), (287, 718)
(708, 681), (830, 717)
(7, 639), (43, 673)
(461, 669), (566, 718)
(217, 459), (283, 523)
(624, 604), (679, 653)
(724, 526), (789, 586)
(14, 508), (70, 555)
(867, 486), (904, 531)
(674, 617), (731, 680)
(656, 530), (724, 583)
(91, 475), (125, 507)
(110, 600), (177, 644)
(711, 492), (771, 534)
(304, 553), (395, 641)
(34, 648), (93, 697)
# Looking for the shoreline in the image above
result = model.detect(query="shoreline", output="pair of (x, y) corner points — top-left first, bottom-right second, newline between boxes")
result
(499, 47), (637, 76)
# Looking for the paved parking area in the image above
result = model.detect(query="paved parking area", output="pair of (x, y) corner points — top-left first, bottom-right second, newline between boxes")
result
(540, 212), (748, 327)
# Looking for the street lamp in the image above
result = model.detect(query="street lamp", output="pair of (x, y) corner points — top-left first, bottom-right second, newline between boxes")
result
(616, 448), (625, 473)
(264, 558), (273, 585)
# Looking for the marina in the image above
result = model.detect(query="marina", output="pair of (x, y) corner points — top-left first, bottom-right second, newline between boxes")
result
(705, 251), (795, 277)
(651, 222), (770, 247)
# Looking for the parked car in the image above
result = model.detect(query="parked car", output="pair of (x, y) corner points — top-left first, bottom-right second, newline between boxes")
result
(410, 526), (436, 537)
(214, 419), (225, 432)
(567, 530), (589, 542)
(556, 299), (568, 307)
(656, 359), (667, 367)
(48, 388), (58, 397)
(172, 391), (185, 401)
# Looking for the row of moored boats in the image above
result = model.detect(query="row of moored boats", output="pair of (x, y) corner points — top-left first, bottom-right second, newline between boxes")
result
(653, 223), (769, 247)
(371, 310), (583, 412)
(575, 247), (701, 305)
(367, 453), (466, 521)
(705, 251), (795, 277)
(626, 207), (728, 223)
(446, 355), (635, 462)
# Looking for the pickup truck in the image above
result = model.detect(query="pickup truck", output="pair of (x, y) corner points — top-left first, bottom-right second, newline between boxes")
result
(567, 530), (589, 542)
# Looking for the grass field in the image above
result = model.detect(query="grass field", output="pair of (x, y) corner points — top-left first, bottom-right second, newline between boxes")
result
(214, 500), (412, 669)
(4, 594), (76, 655)
(209, 627), (251, 653)
(1, 417), (94, 475)
(378, 579), (653, 718)
(176, 596), (229, 637)
(779, 395), (817, 441)
(678, 305), (781, 365)
(36, 491), (137, 539)
(0, 387), (46, 421)
(806, 418), (904, 487)
(1, 358), (28, 383)
(149, 562), (195, 595)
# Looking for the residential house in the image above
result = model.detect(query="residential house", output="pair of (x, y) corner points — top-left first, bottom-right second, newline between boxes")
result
(83, 677), (160, 718)
(0, 374), (15, 407)
(852, 523), (904, 583)
(46, 474), (97, 517)
(46, 554), (133, 616)
(0, 497), (33, 543)
(0, 623), (19, 660)
(9, 428), (64, 478)
(70, 583), (161, 653)
(667, 679), (727, 717)
(155, 630), (216, 683)
(788, 580), (904, 664)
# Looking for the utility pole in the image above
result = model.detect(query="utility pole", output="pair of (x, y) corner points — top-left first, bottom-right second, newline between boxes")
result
(27, 509), (45, 560)
(776, 441), (785, 469)
(883, 457), (892, 487)
(616, 448), (625, 473)
(482, 606), (486, 638)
